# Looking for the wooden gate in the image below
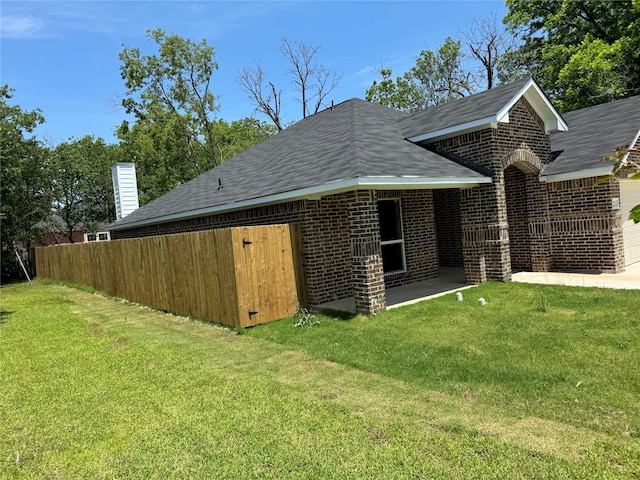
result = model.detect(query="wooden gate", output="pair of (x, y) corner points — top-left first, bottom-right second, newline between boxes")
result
(35, 224), (306, 328)
(231, 225), (304, 327)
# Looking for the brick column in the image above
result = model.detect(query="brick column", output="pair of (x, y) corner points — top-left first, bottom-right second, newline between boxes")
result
(460, 183), (511, 283)
(460, 187), (487, 284)
(525, 173), (552, 272)
(347, 190), (386, 315)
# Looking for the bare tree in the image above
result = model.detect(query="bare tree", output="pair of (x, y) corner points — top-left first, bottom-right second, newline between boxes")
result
(237, 38), (341, 131)
(237, 64), (285, 131)
(460, 11), (514, 90)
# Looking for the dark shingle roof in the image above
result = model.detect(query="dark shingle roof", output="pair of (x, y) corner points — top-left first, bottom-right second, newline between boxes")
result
(398, 78), (531, 139)
(33, 214), (105, 231)
(109, 98), (488, 230)
(544, 95), (640, 178)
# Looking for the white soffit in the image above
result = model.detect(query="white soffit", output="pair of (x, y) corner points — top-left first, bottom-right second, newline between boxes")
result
(407, 116), (499, 143)
(107, 175), (491, 231)
(539, 165), (613, 183)
(496, 78), (568, 134)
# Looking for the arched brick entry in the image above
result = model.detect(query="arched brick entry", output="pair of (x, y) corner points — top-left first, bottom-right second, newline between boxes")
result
(501, 149), (552, 272)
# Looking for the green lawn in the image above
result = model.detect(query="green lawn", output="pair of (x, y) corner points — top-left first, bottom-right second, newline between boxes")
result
(1, 280), (639, 478)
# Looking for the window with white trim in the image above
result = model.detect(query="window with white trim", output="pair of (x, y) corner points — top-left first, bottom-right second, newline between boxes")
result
(84, 231), (111, 242)
(378, 199), (406, 274)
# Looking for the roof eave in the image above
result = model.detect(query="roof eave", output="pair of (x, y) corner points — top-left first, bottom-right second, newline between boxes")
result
(539, 165), (613, 183)
(107, 175), (491, 232)
(407, 115), (499, 143)
(407, 79), (568, 143)
(622, 128), (640, 165)
(500, 78), (568, 134)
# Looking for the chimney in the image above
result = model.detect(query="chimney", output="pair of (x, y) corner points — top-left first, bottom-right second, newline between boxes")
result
(111, 163), (140, 220)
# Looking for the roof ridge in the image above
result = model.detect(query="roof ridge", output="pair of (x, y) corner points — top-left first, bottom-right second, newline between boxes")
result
(349, 100), (368, 177)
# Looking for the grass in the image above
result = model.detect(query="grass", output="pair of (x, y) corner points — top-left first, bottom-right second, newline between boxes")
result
(247, 283), (640, 438)
(1, 280), (639, 478)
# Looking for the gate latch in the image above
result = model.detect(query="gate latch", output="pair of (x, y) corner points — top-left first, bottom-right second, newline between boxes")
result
(248, 310), (258, 319)
(242, 239), (252, 248)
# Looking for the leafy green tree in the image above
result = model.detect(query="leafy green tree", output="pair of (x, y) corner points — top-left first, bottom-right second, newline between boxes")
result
(117, 112), (194, 206)
(503, 0), (640, 111)
(602, 144), (640, 223)
(49, 136), (118, 242)
(211, 118), (277, 162)
(366, 37), (472, 112)
(0, 85), (52, 280)
(118, 115), (274, 205)
(119, 28), (220, 174)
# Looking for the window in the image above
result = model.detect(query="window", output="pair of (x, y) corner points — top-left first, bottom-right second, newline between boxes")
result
(84, 232), (110, 242)
(378, 199), (405, 274)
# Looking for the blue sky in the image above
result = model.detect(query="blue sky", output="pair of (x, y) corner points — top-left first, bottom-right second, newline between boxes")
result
(1, 1), (508, 145)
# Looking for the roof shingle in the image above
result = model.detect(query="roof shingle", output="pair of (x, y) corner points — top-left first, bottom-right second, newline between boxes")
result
(109, 98), (488, 230)
(544, 95), (640, 178)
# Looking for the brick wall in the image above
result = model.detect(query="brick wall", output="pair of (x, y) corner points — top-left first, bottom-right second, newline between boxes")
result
(112, 187), (443, 313)
(303, 195), (352, 306)
(347, 190), (386, 314)
(433, 189), (463, 267)
(112, 196), (353, 308)
(378, 190), (439, 288)
(546, 177), (624, 272)
(430, 97), (552, 281)
(504, 165), (531, 270)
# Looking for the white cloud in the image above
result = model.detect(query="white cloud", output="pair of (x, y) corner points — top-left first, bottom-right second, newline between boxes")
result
(1, 14), (45, 39)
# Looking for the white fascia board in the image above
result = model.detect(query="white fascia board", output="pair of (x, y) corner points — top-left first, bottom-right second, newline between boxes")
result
(500, 79), (568, 134)
(498, 78), (535, 120)
(540, 165), (613, 183)
(407, 115), (500, 143)
(621, 128), (640, 165)
(107, 175), (491, 231)
(407, 80), (568, 143)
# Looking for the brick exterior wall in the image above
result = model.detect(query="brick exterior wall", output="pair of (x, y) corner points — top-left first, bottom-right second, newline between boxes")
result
(433, 189), (463, 267)
(112, 196), (353, 308)
(378, 190), (439, 288)
(504, 165), (531, 270)
(346, 190), (386, 314)
(42, 230), (85, 245)
(110, 96), (628, 314)
(430, 97), (554, 282)
(112, 187), (440, 314)
(546, 177), (624, 272)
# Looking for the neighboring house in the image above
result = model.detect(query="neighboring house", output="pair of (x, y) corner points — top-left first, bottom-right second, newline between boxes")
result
(34, 215), (111, 246)
(107, 78), (640, 315)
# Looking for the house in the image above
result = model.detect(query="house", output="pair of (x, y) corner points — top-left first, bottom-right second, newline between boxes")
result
(107, 78), (640, 315)
(34, 215), (111, 246)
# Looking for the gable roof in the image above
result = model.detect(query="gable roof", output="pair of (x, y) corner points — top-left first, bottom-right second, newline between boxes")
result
(542, 95), (640, 182)
(109, 98), (490, 231)
(33, 214), (106, 232)
(399, 77), (568, 142)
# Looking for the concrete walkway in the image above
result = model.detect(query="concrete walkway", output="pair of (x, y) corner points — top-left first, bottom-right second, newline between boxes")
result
(512, 262), (640, 290)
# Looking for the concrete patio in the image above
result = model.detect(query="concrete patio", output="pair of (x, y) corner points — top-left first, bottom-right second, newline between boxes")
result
(318, 262), (640, 314)
(318, 267), (475, 314)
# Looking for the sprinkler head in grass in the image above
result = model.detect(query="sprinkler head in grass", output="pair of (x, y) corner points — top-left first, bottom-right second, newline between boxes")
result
(456, 292), (463, 301)
(479, 297), (486, 305)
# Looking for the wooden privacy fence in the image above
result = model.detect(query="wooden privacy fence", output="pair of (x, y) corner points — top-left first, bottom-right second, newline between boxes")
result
(35, 224), (306, 328)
